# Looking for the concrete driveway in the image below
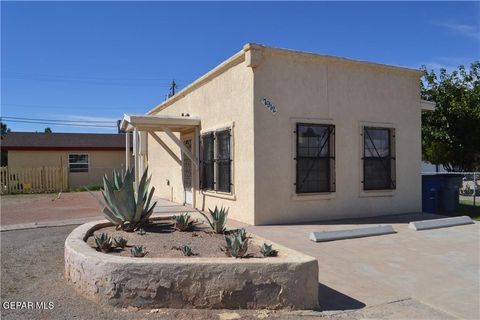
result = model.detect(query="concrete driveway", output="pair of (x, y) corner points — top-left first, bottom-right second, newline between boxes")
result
(231, 214), (480, 319)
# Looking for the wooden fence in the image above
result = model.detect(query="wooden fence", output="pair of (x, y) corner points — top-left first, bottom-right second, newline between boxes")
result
(0, 166), (68, 194)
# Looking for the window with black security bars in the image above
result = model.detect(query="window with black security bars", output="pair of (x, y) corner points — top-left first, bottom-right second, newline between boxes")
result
(200, 133), (214, 190)
(295, 124), (335, 193)
(215, 129), (231, 192)
(363, 127), (396, 190)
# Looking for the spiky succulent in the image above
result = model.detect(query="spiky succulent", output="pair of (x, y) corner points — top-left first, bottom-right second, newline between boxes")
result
(260, 243), (278, 257)
(222, 232), (249, 258)
(174, 213), (195, 232)
(230, 228), (247, 241)
(98, 168), (157, 232)
(181, 244), (194, 256)
(114, 236), (128, 248)
(199, 206), (228, 234)
(94, 233), (113, 252)
(130, 245), (147, 257)
(137, 228), (146, 235)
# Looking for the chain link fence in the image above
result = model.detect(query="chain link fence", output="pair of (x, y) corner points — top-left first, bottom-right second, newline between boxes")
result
(422, 172), (478, 208)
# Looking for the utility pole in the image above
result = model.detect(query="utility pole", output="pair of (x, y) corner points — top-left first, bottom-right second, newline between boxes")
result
(168, 80), (177, 98)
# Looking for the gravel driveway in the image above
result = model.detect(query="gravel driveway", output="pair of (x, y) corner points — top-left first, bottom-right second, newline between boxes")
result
(1, 225), (458, 320)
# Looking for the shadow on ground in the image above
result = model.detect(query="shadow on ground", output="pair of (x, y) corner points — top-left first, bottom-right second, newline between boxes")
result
(318, 283), (365, 311)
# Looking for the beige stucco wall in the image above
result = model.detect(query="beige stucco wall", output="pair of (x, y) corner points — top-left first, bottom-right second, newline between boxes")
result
(147, 54), (256, 224)
(252, 47), (422, 224)
(8, 150), (126, 188)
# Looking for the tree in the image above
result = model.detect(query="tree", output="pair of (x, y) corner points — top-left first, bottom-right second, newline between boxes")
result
(1, 121), (11, 139)
(421, 62), (480, 172)
(44, 127), (52, 133)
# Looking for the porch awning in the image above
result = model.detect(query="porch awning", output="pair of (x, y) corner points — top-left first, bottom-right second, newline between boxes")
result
(120, 114), (201, 132)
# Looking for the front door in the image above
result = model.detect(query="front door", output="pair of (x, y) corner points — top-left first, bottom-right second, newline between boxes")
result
(181, 134), (193, 205)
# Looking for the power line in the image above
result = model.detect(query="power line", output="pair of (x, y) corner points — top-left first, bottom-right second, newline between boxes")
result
(1, 103), (128, 110)
(1, 119), (117, 128)
(4, 71), (185, 82)
(1, 116), (116, 124)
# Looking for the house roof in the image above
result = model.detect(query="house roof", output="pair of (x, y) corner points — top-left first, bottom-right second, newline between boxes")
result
(1, 132), (128, 151)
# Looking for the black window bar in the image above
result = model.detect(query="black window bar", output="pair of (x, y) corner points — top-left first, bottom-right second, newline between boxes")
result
(295, 124), (335, 193)
(363, 127), (396, 190)
(215, 129), (232, 193)
(200, 133), (215, 190)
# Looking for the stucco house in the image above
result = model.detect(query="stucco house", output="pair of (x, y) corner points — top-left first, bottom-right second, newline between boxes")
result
(121, 43), (435, 225)
(1, 132), (129, 188)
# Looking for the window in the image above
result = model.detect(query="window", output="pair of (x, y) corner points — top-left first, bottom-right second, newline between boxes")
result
(200, 133), (214, 190)
(296, 123), (335, 193)
(68, 154), (89, 173)
(200, 129), (232, 193)
(363, 127), (396, 190)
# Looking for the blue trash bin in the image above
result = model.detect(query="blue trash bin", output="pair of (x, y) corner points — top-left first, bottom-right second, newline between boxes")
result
(422, 174), (462, 214)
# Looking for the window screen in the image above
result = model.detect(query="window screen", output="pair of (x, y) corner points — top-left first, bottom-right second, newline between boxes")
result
(215, 129), (231, 192)
(363, 127), (396, 190)
(201, 133), (214, 190)
(68, 154), (89, 173)
(296, 124), (335, 193)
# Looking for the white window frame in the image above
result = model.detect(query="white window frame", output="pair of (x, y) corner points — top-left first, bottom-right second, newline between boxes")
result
(68, 153), (89, 173)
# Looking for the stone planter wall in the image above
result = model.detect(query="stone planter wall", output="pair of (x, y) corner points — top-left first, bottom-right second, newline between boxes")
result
(65, 220), (319, 309)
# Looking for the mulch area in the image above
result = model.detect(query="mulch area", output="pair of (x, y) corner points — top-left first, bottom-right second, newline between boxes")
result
(86, 220), (267, 258)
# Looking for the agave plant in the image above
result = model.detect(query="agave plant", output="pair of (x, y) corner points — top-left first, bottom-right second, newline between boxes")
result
(181, 244), (194, 256)
(99, 168), (157, 232)
(222, 231), (249, 258)
(230, 228), (247, 241)
(137, 228), (146, 236)
(198, 206), (228, 234)
(94, 233), (113, 252)
(130, 245), (148, 257)
(114, 236), (128, 248)
(174, 213), (195, 232)
(260, 243), (278, 257)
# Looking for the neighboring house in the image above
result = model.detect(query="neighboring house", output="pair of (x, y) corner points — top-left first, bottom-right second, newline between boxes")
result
(121, 43), (434, 225)
(1, 132), (129, 188)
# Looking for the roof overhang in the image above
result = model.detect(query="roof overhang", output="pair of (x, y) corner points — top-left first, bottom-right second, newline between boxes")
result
(421, 100), (436, 112)
(120, 114), (201, 132)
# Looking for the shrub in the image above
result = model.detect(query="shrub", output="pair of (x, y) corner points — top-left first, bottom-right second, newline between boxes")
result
(130, 245), (148, 257)
(199, 206), (228, 234)
(94, 233), (113, 252)
(99, 168), (157, 232)
(222, 230), (249, 258)
(260, 243), (278, 257)
(174, 213), (195, 232)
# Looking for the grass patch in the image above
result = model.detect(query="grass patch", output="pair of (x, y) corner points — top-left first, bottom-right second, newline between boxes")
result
(450, 200), (480, 221)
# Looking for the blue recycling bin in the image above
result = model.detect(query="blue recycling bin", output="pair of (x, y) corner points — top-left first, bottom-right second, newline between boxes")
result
(422, 174), (463, 214)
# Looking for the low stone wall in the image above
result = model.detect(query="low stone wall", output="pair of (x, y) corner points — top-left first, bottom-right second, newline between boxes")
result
(64, 220), (319, 309)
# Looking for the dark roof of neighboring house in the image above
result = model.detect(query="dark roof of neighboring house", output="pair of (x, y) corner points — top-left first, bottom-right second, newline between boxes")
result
(1, 132), (128, 151)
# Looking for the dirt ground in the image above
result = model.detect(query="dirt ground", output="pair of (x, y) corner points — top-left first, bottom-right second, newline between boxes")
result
(0, 191), (103, 225)
(1, 225), (455, 320)
(87, 220), (268, 258)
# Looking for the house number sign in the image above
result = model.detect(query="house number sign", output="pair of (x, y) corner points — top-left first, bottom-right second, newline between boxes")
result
(261, 97), (278, 114)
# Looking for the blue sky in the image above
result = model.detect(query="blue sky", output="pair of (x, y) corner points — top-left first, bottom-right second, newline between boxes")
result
(1, 1), (479, 133)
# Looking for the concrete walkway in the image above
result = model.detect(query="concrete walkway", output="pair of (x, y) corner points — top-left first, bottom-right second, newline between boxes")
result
(229, 214), (480, 319)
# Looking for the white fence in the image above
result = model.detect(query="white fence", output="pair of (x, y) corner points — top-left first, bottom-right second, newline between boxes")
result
(0, 166), (68, 194)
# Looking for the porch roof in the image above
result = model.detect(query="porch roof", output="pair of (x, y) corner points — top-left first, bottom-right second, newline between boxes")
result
(120, 114), (201, 132)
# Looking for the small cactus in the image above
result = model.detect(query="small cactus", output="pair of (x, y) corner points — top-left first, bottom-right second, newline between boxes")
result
(222, 231), (249, 258)
(137, 228), (146, 236)
(114, 236), (128, 248)
(130, 245), (148, 257)
(260, 243), (278, 257)
(181, 244), (194, 256)
(94, 233), (113, 252)
(174, 213), (195, 232)
(199, 206), (228, 234)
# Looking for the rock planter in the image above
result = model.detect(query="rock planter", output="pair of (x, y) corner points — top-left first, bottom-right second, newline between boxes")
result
(65, 219), (318, 310)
